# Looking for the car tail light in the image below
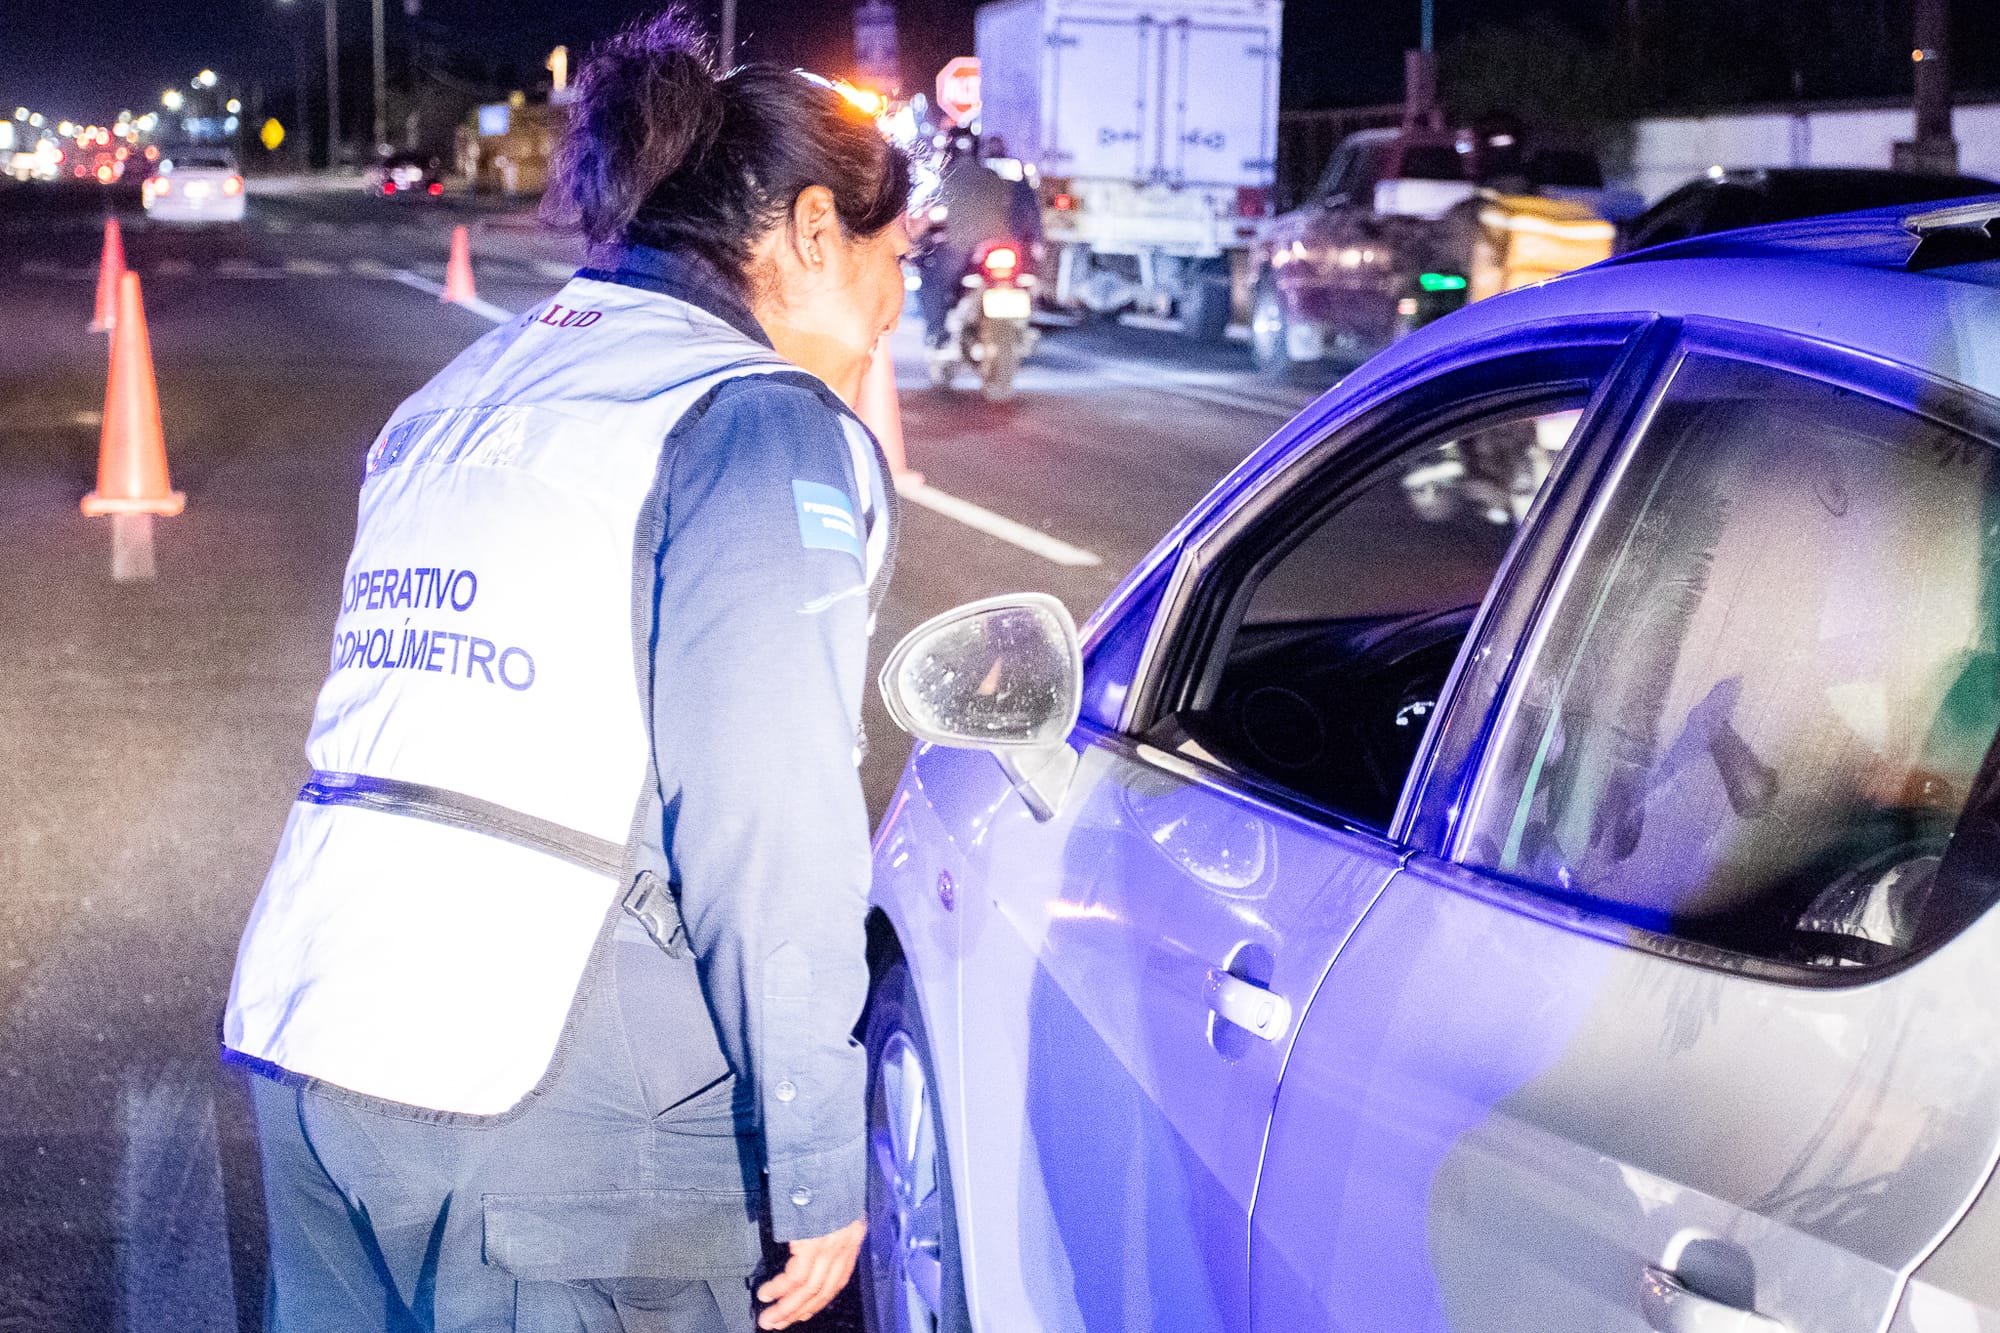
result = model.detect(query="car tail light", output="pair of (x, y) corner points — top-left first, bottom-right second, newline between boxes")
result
(427, 181), (443, 196)
(982, 246), (1019, 277)
(382, 180), (397, 195)
(96, 164), (113, 183)
(1235, 186), (1269, 218)
(153, 178), (170, 196)
(223, 175), (243, 196)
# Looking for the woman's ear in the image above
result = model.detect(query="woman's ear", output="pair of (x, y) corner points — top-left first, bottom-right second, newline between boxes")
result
(790, 185), (839, 269)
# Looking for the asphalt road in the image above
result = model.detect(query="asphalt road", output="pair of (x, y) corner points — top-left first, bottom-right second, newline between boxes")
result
(0, 177), (1340, 1330)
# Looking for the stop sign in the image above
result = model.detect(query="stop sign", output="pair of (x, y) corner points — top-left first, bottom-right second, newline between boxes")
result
(935, 57), (981, 125)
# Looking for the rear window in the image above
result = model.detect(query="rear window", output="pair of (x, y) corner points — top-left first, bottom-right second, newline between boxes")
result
(1398, 145), (1466, 182)
(174, 156), (234, 171)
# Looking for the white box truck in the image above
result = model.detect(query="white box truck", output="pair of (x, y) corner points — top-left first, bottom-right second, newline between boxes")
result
(975, 0), (1283, 341)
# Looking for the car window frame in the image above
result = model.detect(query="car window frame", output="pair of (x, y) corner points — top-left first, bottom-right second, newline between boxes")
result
(1417, 315), (2000, 986)
(1105, 315), (1667, 840)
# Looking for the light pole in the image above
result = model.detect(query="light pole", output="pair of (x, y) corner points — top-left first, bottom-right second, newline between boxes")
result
(324, 0), (341, 167)
(371, 0), (386, 153)
(718, 0), (736, 65)
(1893, 0), (1958, 173)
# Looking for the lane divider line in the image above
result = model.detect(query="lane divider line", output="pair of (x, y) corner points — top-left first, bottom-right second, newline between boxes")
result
(376, 276), (1102, 569)
(387, 268), (516, 325)
(894, 474), (1103, 568)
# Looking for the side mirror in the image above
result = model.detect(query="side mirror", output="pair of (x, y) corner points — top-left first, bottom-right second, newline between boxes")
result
(878, 593), (1083, 820)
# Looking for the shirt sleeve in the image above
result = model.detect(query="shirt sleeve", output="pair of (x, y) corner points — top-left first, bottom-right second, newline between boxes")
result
(649, 375), (878, 1243)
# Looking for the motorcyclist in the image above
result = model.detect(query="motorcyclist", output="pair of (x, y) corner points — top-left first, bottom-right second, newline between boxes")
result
(915, 127), (1042, 347)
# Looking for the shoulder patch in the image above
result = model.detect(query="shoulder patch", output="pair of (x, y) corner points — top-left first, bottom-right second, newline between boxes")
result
(793, 480), (863, 562)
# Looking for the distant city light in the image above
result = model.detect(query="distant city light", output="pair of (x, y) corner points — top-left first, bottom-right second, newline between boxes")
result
(12, 107), (26, 121)
(162, 90), (184, 111)
(223, 116), (240, 133)
(58, 121), (74, 137)
(226, 98), (242, 114)
(196, 70), (219, 88)
(27, 112), (42, 127)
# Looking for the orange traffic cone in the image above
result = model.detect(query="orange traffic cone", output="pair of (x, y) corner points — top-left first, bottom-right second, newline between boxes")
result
(857, 335), (918, 485)
(442, 225), (477, 304)
(83, 271), (183, 519)
(89, 217), (125, 333)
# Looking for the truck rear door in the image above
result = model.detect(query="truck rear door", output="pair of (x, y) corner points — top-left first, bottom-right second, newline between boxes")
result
(1163, 16), (1278, 187)
(1048, 11), (1153, 180)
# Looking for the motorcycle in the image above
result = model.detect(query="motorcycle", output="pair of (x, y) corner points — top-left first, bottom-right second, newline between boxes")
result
(923, 240), (1039, 403)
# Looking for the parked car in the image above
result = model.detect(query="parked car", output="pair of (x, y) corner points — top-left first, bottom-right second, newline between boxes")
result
(1622, 166), (2000, 252)
(366, 150), (445, 199)
(1250, 126), (1617, 374)
(141, 152), (245, 224)
(862, 198), (2000, 1333)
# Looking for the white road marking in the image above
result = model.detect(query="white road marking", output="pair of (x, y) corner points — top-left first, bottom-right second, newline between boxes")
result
(216, 259), (282, 278)
(283, 257), (341, 277)
(537, 261), (579, 281)
(387, 268), (517, 324)
(894, 474), (1102, 567)
(347, 257), (394, 278)
(154, 258), (194, 276)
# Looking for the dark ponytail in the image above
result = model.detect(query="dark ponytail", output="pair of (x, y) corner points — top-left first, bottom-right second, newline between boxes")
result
(544, 7), (912, 284)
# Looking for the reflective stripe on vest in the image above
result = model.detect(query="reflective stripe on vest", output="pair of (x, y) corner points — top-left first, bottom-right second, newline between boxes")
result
(223, 278), (887, 1116)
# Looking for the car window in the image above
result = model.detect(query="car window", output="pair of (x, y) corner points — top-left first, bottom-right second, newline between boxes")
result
(1396, 143), (1466, 183)
(1461, 354), (2000, 969)
(1161, 397), (1589, 831)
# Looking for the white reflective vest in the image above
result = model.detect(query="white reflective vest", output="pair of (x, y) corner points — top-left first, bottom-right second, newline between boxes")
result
(223, 276), (887, 1116)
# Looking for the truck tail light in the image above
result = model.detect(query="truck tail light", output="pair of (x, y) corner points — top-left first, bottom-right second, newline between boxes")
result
(982, 246), (1019, 277)
(1236, 186), (1269, 218)
(223, 175), (243, 196)
(1043, 177), (1075, 211)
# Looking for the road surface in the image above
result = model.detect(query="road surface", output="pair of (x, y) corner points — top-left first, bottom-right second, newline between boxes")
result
(0, 178), (1342, 1330)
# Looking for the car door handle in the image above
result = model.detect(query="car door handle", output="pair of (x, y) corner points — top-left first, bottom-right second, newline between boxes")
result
(1641, 1267), (1787, 1333)
(1205, 969), (1292, 1042)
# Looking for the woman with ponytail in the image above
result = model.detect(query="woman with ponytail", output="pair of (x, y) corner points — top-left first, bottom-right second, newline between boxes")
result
(226, 11), (910, 1331)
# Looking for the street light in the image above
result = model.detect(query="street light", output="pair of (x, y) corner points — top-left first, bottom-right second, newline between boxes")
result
(226, 98), (242, 114)
(163, 89), (184, 111)
(197, 69), (219, 88)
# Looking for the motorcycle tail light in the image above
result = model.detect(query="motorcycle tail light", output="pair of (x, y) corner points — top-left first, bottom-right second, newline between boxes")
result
(427, 181), (444, 196)
(382, 180), (397, 195)
(223, 175), (243, 196)
(983, 246), (1019, 276)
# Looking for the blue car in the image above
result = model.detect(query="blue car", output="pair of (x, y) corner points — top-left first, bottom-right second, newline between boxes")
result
(860, 198), (2000, 1333)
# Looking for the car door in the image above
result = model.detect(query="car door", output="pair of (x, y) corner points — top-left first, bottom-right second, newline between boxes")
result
(1252, 324), (2000, 1333)
(936, 324), (1647, 1332)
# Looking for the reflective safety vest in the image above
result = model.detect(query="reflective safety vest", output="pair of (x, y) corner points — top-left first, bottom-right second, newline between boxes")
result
(223, 276), (889, 1116)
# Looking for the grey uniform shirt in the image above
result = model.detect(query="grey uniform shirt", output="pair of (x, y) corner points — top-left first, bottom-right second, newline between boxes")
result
(595, 245), (890, 1243)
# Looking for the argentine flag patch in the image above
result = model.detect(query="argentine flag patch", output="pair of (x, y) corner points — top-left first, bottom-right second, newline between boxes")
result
(793, 480), (863, 563)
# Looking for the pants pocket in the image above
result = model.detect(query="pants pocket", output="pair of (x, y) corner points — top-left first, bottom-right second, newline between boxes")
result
(482, 1188), (762, 1283)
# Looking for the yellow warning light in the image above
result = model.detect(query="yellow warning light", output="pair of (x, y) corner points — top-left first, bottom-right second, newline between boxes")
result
(260, 118), (286, 151)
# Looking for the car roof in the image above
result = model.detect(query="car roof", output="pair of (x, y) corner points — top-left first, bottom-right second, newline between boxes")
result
(1343, 196), (2000, 404)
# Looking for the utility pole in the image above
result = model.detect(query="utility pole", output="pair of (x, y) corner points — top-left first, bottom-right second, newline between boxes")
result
(324, 0), (340, 167)
(1402, 0), (1439, 130)
(371, 0), (386, 152)
(718, 0), (736, 65)
(1893, 0), (1957, 173)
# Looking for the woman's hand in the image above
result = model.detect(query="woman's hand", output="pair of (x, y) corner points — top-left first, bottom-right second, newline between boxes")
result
(756, 1218), (866, 1329)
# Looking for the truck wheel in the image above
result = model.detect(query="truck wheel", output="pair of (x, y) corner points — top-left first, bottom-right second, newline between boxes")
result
(861, 960), (972, 1333)
(1249, 273), (1290, 377)
(1182, 276), (1233, 344)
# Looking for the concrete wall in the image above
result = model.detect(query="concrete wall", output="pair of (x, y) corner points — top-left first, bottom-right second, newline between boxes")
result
(1622, 100), (2000, 203)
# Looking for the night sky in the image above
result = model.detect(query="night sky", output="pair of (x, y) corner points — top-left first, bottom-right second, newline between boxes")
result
(3, 0), (1993, 131)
